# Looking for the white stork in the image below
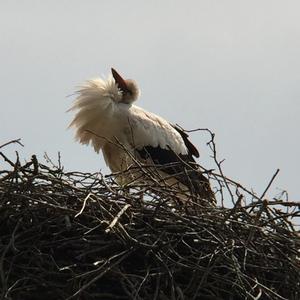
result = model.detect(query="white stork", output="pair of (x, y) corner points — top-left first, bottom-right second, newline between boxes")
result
(69, 68), (214, 202)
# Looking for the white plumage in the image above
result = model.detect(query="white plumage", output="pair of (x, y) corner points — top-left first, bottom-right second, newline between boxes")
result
(69, 68), (214, 201)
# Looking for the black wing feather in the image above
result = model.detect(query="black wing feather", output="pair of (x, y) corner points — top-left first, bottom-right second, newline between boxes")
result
(136, 126), (213, 201)
(172, 125), (199, 158)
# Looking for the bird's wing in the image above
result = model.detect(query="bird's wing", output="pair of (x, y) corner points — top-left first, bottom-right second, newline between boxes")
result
(171, 125), (200, 158)
(127, 106), (188, 155)
(128, 106), (213, 199)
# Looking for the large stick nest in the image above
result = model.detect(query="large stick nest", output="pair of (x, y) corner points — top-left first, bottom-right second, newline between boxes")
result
(0, 138), (299, 300)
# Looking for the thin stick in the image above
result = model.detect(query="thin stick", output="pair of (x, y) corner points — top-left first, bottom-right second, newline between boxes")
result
(105, 204), (131, 233)
(260, 169), (280, 200)
(0, 139), (24, 149)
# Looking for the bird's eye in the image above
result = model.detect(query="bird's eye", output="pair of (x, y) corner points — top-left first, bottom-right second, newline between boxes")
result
(124, 89), (132, 96)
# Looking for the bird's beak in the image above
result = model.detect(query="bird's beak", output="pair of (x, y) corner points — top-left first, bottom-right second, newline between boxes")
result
(111, 68), (130, 94)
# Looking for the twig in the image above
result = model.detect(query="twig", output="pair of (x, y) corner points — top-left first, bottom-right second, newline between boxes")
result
(260, 169), (280, 200)
(0, 138), (24, 149)
(105, 204), (131, 233)
(75, 192), (93, 218)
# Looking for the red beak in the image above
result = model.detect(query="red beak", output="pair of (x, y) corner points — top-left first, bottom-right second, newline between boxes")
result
(111, 68), (130, 93)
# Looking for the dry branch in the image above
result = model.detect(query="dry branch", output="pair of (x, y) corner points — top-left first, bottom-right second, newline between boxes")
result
(0, 136), (299, 300)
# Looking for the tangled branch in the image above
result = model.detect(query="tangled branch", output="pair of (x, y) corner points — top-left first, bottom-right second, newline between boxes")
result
(0, 134), (299, 300)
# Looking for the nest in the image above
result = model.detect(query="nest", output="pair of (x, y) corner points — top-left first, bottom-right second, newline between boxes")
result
(0, 138), (299, 300)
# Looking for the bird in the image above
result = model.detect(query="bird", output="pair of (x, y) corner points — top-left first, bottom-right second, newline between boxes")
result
(69, 68), (214, 203)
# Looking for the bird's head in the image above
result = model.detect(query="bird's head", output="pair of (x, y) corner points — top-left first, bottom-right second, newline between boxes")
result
(111, 68), (140, 104)
(68, 68), (140, 151)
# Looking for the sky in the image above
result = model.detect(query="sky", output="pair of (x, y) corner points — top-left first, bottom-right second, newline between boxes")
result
(1, 1), (299, 205)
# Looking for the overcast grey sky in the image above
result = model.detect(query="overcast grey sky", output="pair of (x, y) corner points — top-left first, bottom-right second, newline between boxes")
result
(1, 1), (299, 203)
